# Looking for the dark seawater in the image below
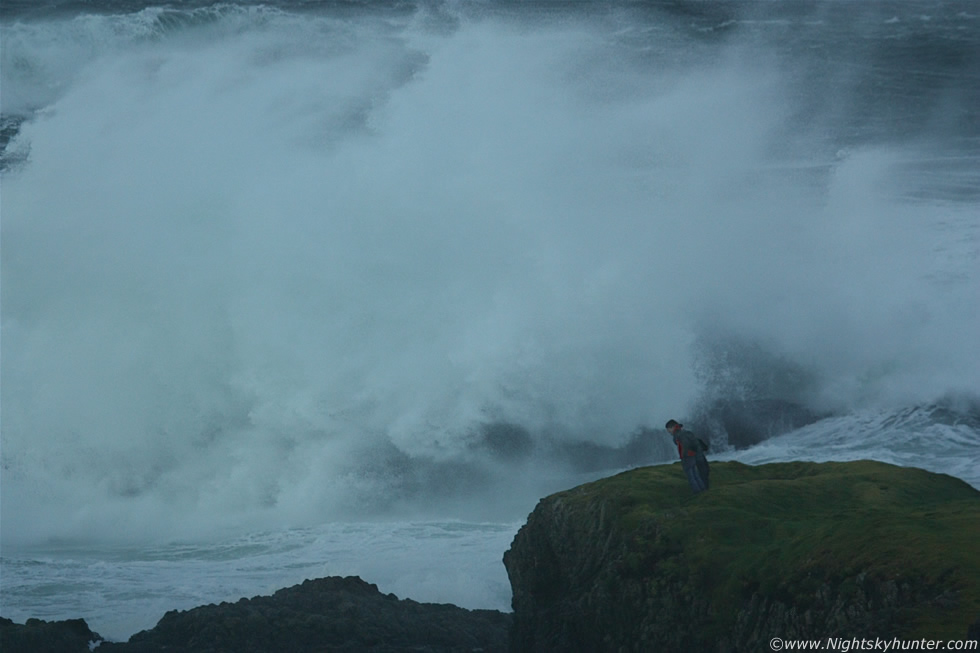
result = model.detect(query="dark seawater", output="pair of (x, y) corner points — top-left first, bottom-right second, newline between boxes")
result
(1, 0), (978, 638)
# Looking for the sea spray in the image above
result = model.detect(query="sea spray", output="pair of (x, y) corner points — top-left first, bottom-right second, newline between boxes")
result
(2, 0), (977, 546)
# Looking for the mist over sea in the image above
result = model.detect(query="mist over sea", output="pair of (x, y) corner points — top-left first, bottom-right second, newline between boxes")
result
(2, 0), (978, 641)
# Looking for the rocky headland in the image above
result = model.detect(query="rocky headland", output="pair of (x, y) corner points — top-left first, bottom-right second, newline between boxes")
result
(3, 460), (978, 652)
(504, 460), (980, 652)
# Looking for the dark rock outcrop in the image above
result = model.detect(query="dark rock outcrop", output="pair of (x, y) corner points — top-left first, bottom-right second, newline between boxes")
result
(0, 616), (103, 653)
(2, 576), (510, 653)
(503, 460), (980, 652)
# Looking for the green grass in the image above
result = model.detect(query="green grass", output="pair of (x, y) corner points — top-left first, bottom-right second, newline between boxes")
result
(551, 460), (980, 639)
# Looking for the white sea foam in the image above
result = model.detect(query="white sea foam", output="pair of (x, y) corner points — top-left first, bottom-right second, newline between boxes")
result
(1, 0), (977, 548)
(722, 409), (980, 490)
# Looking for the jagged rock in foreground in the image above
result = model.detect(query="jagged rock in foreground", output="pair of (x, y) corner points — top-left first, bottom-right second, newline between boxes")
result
(503, 460), (980, 653)
(0, 616), (104, 653)
(2, 576), (510, 653)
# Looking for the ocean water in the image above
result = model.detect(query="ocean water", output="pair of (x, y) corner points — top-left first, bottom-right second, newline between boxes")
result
(1, 0), (978, 643)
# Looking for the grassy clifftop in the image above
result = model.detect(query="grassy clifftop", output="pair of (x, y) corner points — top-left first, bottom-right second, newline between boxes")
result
(504, 460), (980, 652)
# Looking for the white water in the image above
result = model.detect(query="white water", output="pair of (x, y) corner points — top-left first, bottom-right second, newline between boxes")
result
(1, 0), (978, 642)
(1, 520), (520, 642)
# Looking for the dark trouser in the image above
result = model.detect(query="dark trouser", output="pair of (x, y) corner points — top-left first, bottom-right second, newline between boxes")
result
(681, 455), (709, 494)
(695, 452), (710, 489)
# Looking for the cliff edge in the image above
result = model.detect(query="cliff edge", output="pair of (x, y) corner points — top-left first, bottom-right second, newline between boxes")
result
(503, 460), (980, 652)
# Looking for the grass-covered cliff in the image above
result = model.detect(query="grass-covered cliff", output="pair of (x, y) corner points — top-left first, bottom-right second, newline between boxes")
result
(503, 460), (980, 652)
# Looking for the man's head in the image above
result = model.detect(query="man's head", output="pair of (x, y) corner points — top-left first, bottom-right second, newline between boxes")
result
(665, 419), (682, 434)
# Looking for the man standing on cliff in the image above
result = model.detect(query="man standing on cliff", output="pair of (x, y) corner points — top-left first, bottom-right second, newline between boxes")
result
(666, 420), (710, 494)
